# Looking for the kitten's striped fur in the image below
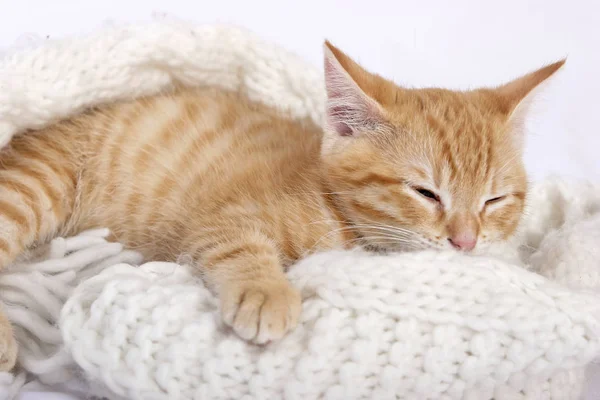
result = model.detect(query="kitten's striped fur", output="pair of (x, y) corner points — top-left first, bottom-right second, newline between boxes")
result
(0, 42), (564, 370)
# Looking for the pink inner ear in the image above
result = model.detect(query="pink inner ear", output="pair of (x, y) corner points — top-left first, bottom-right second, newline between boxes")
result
(324, 52), (382, 138)
(327, 105), (354, 136)
(333, 122), (353, 136)
(324, 56), (360, 137)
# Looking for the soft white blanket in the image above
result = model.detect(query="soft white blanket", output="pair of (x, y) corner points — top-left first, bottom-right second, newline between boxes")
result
(1, 17), (600, 400)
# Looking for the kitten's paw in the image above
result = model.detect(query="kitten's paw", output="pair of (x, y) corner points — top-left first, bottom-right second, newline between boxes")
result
(0, 327), (17, 372)
(220, 280), (301, 344)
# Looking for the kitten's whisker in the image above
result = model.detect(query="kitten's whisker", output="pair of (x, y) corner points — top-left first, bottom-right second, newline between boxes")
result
(351, 224), (419, 237)
(304, 218), (431, 255)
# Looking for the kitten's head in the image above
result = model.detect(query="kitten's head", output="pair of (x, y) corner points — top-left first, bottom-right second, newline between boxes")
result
(321, 41), (564, 253)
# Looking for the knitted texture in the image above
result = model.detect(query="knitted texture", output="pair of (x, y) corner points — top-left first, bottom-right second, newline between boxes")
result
(1, 16), (600, 400)
(0, 229), (144, 399)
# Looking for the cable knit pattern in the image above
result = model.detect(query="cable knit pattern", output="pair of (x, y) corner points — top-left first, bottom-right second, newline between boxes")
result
(1, 16), (600, 400)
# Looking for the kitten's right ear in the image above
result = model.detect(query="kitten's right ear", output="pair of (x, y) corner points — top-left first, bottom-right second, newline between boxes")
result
(323, 41), (386, 139)
(495, 59), (566, 143)
(496, 59), (566, 116)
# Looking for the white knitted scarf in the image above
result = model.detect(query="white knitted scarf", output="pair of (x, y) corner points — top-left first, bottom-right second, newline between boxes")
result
(1, 16), (600, 400)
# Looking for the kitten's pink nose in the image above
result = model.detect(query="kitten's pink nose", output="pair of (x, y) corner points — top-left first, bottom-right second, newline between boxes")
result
(448, 232), (477, 251)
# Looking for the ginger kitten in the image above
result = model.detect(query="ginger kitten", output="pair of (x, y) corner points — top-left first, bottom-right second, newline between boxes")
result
(0, 42), (564, 371)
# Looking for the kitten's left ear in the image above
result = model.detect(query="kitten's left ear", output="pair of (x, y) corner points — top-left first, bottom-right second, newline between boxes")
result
(495, 59), (566, 136)
(322, 41), (388, 140)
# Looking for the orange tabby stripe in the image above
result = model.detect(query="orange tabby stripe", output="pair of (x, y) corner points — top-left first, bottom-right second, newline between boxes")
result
(0, 199), (29, 230)
(11, 162), (63, 218)
(103, 103), (146, 203)
(16, 139), (77, 187)
(0, 177), (42, 231)
(349, 172), (399, 187)
(208, 243), (271, 265)
(351, 200), (394, 222)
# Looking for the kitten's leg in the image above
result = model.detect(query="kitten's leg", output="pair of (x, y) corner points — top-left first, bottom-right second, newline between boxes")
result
(199, 231), (301, 344)
(0, 134), (80, 370)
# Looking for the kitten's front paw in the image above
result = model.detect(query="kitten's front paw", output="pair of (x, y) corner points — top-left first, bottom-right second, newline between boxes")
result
(220, 280), (301, 344)
(0, 326), (17, 372)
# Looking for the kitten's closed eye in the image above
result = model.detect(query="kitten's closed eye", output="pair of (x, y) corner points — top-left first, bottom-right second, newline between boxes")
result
(485, 196), (506, 205)
(414, 187), (441, 203)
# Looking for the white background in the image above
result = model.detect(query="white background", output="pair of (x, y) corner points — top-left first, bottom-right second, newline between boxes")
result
(0, 0), (598, 181)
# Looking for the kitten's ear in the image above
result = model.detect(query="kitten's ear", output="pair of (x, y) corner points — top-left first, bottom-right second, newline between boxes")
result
(495, 59), (566, 134)
(323, 41), (387, 139)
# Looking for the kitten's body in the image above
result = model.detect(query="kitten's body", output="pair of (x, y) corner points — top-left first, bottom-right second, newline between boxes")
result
(0, 42), (564, 370)
(66, 88), (346, 264)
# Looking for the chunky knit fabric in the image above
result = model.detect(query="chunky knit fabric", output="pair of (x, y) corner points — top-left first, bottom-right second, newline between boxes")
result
(0, 17), (600, 400)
